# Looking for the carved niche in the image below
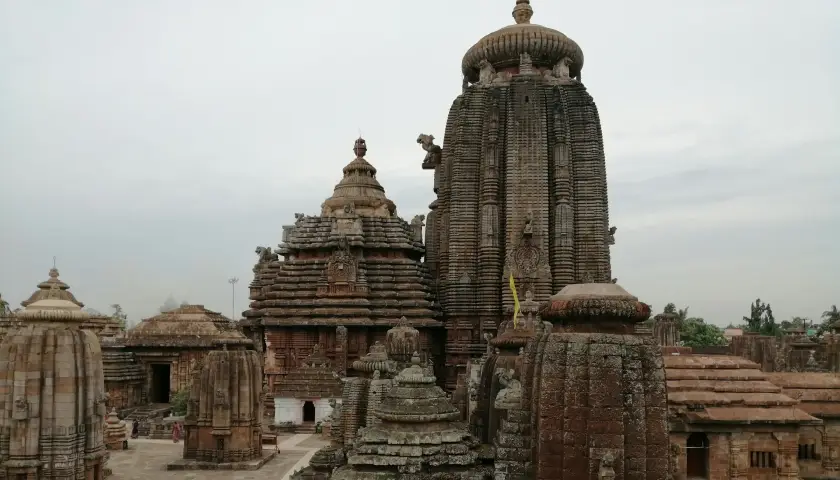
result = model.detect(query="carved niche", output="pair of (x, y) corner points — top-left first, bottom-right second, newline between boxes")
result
(319, 235), (363, 297)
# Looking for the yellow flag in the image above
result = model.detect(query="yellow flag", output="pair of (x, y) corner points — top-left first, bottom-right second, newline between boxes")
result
(509, 273), (521, 328)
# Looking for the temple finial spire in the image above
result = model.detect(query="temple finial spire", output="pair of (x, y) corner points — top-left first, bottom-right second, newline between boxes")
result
(353, 137), (367, 158)
(512, 0), (533, 24)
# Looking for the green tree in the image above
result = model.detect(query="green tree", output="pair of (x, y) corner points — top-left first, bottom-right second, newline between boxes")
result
(170, 388), (190, 416)
(780, 316), (811, 331)
(823, 305), (840, 325)
(110, 304), (127, 330)
(742, 298), (778, 336)
(0, 294), (9, 315)
(680, 318), (727, 348)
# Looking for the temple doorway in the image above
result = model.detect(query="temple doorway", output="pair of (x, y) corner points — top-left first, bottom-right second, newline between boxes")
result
(686, 433), (710, 478)
(302, 401), (316, 422)
(150, 364), (171, 403)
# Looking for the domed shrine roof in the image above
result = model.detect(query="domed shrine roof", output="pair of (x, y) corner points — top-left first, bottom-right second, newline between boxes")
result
(15, 268), (89, 322)
(125, 304), (251, 348)
(320, 137), (396, 218)
(461, 0), (584, 82)
(19, 267), (85, 309)
(540, 282), (651, 324)
(275, 345), (343, 399)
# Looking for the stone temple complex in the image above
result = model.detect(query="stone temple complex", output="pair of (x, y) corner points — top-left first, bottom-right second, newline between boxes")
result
(243, 137), (443, 389)
(0, 268), (109, 480)
(418, 0), (615, 388)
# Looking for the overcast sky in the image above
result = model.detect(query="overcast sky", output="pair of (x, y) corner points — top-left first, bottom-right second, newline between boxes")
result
(1, 0), (838, 327)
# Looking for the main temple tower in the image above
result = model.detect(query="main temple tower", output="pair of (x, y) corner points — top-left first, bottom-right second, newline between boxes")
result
(422, 0), (614, 387)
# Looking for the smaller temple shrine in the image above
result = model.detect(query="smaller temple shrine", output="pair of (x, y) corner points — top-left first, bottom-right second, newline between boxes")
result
(665, 354), (820, 479)
(243, 137), (442, 389)
(0, 267), (109, 480)
(169, 344), (270, 470)
(331, 353), (491, 480)
(104, 409), (128, 451)
(123, 304), (251, 404)
(273, 345), (343, 428)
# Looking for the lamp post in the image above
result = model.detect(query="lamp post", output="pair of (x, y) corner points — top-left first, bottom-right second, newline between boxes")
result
(228, 277), (239, 320)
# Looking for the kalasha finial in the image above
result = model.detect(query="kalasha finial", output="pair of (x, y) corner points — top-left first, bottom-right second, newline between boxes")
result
(512, 0), (533, 24)
(49, 267), (59, 279)
(411, 351), (421, 366)
(353, 137), (367, 158)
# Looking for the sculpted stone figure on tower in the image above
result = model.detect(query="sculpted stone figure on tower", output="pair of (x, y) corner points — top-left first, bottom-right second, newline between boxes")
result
(421, 0), (613, 387)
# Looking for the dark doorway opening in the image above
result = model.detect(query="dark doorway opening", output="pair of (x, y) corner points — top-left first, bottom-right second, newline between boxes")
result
(686, 432), (710, 478)
(150, 364), (171, 403)
(302, 401), (316, 422)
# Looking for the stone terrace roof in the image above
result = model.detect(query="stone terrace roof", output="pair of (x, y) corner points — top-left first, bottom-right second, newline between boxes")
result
(664, 354), (820, 425)
(767, 372), (840, 419)
(275, 346), (342, 399)
(124, 304), (251, 348)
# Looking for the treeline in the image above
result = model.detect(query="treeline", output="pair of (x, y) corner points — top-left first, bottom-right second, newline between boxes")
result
(649, 300), (840, 348)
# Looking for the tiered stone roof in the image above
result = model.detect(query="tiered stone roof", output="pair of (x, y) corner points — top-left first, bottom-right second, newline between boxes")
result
(767, 371), (840, 419)
(664, 354), (820, 425)
(245, 138), (441, 328)
(276, 345), (343, 399)
(332, 353), (487, 479)
(101, 346), (145, 384)
(125, 304), (250, 348)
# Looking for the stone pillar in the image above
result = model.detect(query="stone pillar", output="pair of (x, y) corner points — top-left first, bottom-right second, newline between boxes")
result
(774, 431), (800, 479)
(729, 432), (751, 480)
(335, 326), (347, 377)
(824, 427), (840, 472)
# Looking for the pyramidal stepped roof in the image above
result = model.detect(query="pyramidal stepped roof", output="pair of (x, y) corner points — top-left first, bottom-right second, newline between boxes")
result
(333, 353), (484, 478)
(126, 304), (251, 347)
(245, 136), (441, 328)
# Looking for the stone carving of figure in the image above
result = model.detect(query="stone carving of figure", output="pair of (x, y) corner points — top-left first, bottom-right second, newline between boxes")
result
(255, 246), (276, 264)
(462, 76), (469, 94)
(417, 134), (442, 168)
(343, 202), (355, 214)
(294, 213), (305, 224)
(411, 214), (426, 229)
(523, 211), (534, 236)
(494, 368), (522, 410)
(599, 452), (617, 480)
(554, 57), (572, 79)
(519, 52), (534, 74)
(478, 59), (496, 85)
(13, 397), (29, 420)
(483, 332), (494, 356)
(214, 387), (227, 407)
(611, 278), (618, 284)
(607, 226), (616, 245)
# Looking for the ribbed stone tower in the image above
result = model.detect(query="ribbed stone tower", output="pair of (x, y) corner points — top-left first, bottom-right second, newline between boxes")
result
(421, 0), (614, 387)
(0, 268), (109, 480)
(172, 345), (269, 470)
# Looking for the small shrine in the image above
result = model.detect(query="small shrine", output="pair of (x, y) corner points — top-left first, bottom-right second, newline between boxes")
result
(0, 267), (109, 480)
(331, 353), (491, 479)
(168, 345), (270, 470)
(104, 409), (128, 451)
(123, 304), (251, 403)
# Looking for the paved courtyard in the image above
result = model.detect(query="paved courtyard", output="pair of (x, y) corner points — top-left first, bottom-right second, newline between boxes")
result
(108, 434), (329, 480)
